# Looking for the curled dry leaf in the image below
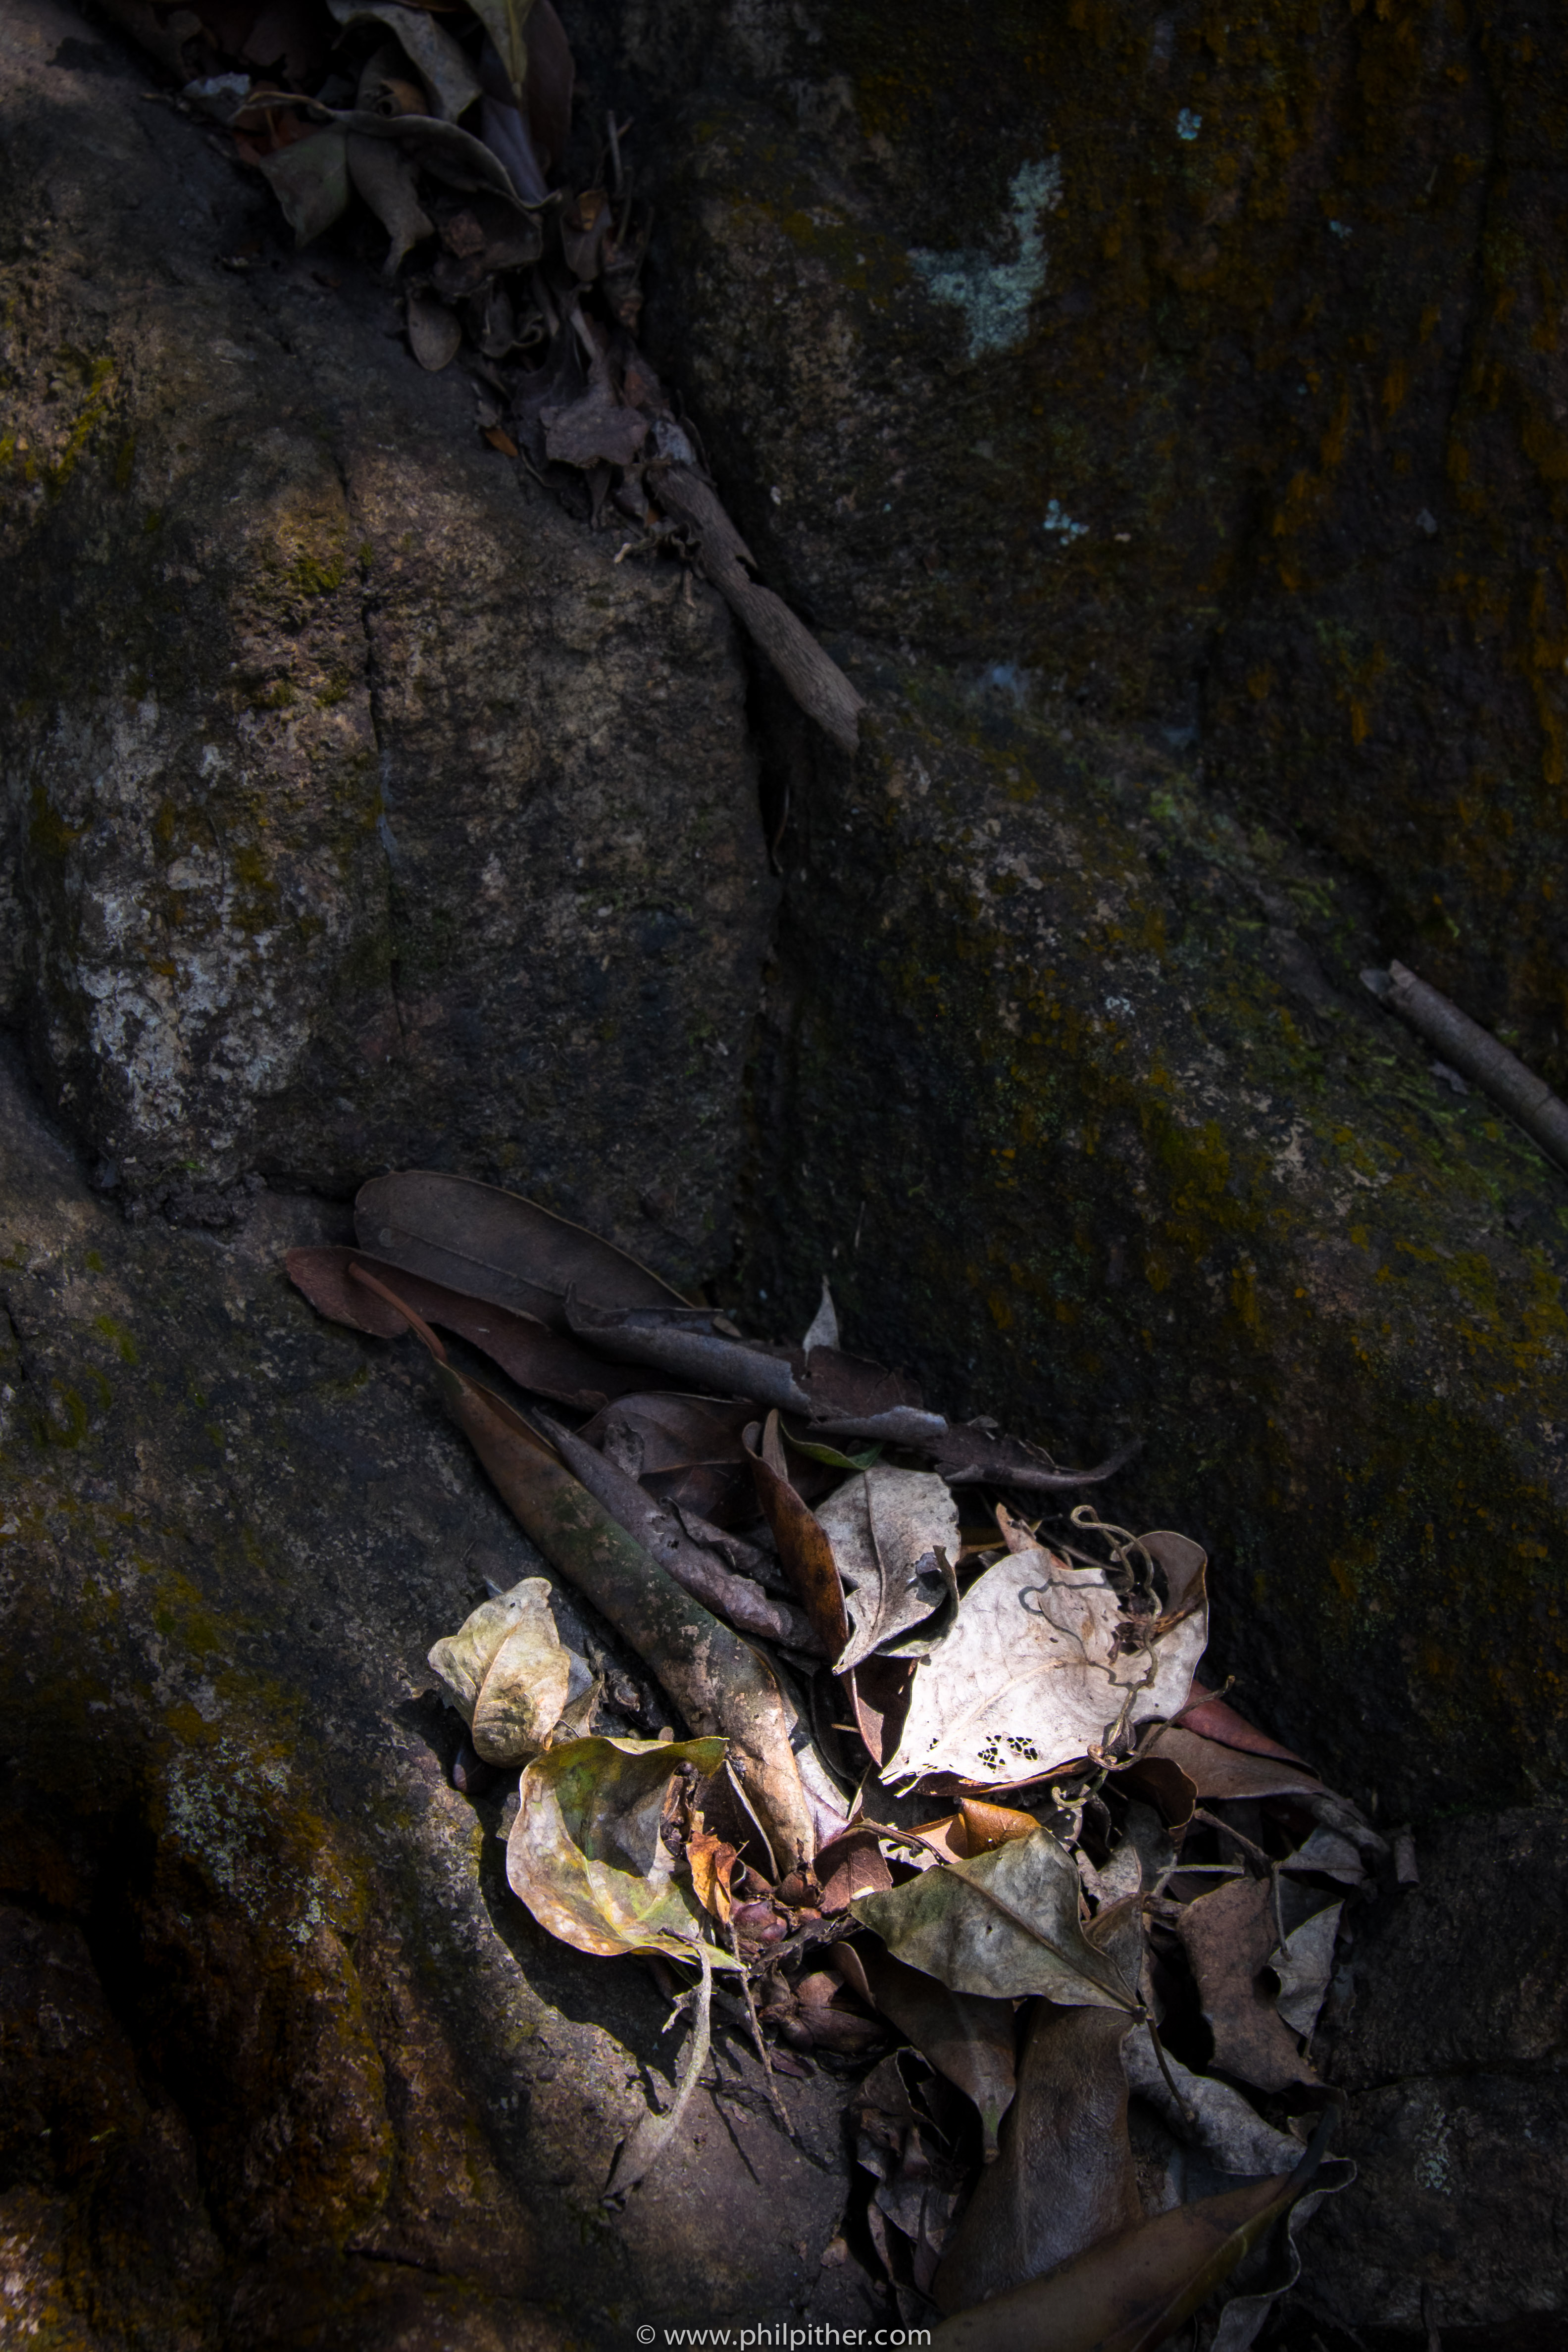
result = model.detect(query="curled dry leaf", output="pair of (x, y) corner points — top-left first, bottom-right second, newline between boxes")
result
(1174, 1878), (1319, 2095)
(883, 1533), (1209, 1793)
(1170, 1681), (1314, 1767)
(428, 1574), (571, 1763)
(1138, 1725), (1320, 1803)
(506, 1733), (738, 1961)
(1122, 2024), (1303, 2180)
(929, 2124), (1333, 2352)
(836, 1939), (1017, 2162)
(744, 1410), (850, 1661)
(326, 0), (483, 120)
(1269, 1902), (1342, 2040)
(685, 1823), (738, 1922)
(355, 1169), (685, 1327)
(258, 126), (350, 244)
(536, 1409), (820, 1653)
(435, 1360), (815, 1868)
(814, 1824), (893, 1913)
(934, 1899), (1144, 2308)
(818, 1465), (960, 1674)
(348, 131), (432, 274)
(851, 1826), (1140, 2010)
(285, 1245), (661, 1408)
(407, 285), (461, 370)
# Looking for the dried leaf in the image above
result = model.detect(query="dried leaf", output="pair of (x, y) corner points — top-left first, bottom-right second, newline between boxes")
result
(883, 1535), (1209, 1793)
(958, 1798), (1038, 1855)
(561, 187), (609, 281)
(1169, 1682), (1313, 1767)
(852, 2056), (966, 2298)
(847, 1940), (1017, 2161)
(934, 1901), (1143, 2306)
(536, 1409), (820, 1652)
(407, 285), (461, 370)
(484, 425), (520, 455)
(744, 1410), (850, 1660)
(1139, 1726), (1320, 1802)
(506, 1733), (733, 1959)
(325, 0), (482, 119)
(258, 127), (350, 246)
(437, 1361), (815, 1869)
(818, 1465), (961, 1673)
(851, 1826), (1140, 2009)
(1269, 1902), (1342, 2039)
(686, 1825), (737, 1921)
(582, 1392), (757, 1527)
(1174, 1878), (1318, 2094)
(347, 132), (432, 275)
(815, 1824), (893, 1913)
(285, 1245), (661, 1408)
(928, 2131), (1331, 2352)
(802, 1276), (839, 1353)
(569, 1293), (809, 1408)
(356, 1170), (687, 1328)
(472, 1613), (572, 1765)
(428, 1575), (558, 1727)
(1121, 2024), (1303, 2179)
(468, 0), (533, 102)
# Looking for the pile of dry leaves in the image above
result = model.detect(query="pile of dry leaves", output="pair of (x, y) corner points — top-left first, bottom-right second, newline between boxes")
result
(105, 0), (863, 750)
(289, 1172), (1372, 2348)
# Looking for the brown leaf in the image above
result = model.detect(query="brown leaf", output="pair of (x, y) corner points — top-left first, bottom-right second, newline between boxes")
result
(406, 285), (461, 371)
(686, 1825), (737, 1922)
(1174, 1877), (1318, 2094)
(579, 1391), (757, 1527)
(1111, 1750), (1197, 1829)
(535, 1409), (821, 1652)
(844, 1655), (915, 1769)
(744, 1409), (850, 1659)
(347, 130), (432, 275)
(814, 1825), (893, 1913)
(284, 1244), (663, 1409)
(933, 1900), (1144, 2309)
(484, 425), (520, 456)
(958, 1799), (1038, 1855)
(424, 1352), (815, 1871)
(1141, 1726), (1320, 1802)
(927, 2143), (1327, 2352)
(355, 1169), (688, 1328)
(1169, 1682), (1313, 1767)
(849, 1941), (1017, 2162)
(541, 361), (649, 469)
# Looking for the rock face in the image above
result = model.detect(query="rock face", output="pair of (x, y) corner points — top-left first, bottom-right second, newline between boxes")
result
(0, 0), (772, 1280)
(620, 0), (1568, 1087)
(3, 0), (1568, 2343)
(1304, 1808), (1568, 2338)
(0, 1044), (868, 2348)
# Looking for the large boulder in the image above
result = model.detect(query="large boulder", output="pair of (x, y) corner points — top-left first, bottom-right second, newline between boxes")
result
(0, 1043), (868, 2347)
(0, 0), (772, 1280)
(620, 0), (1568, 1085)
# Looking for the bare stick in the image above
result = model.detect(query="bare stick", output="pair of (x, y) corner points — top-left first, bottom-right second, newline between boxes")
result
(1368, 959), (1568, 1172)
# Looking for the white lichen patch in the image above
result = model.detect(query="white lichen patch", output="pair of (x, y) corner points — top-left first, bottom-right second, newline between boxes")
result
(909, 156), (1062, 357)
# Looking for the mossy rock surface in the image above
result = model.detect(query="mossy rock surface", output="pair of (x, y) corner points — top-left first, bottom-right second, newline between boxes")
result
(595, 0), (1568, 1083)
(0, 1044), (861, 2347)
(0, 3), (771, 1282)
(736, 660), (1568, 1814)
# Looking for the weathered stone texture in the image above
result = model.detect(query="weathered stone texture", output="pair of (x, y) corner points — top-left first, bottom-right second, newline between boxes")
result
(0, 0), (773, 1280)
(732, 666), (1568, 1816)
(0, 1045), (870, 2347)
